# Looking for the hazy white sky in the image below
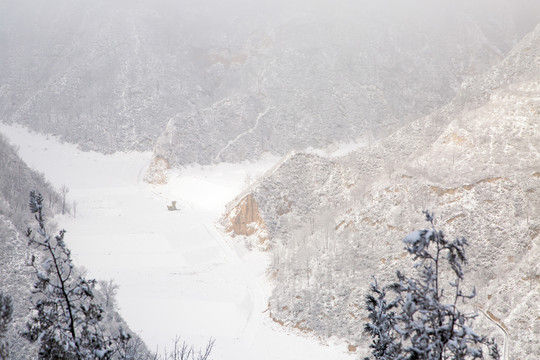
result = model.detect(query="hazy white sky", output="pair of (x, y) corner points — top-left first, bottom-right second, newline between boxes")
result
(1, 0), (539, 29)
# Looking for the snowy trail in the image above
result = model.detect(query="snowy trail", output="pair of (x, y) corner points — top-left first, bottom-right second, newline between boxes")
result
(214, 107), (271, 162)
(0, 123), (355, 360)
(476, 306), (509, 360)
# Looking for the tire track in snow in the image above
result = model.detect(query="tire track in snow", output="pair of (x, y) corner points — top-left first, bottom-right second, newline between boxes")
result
(214, 107), (271, 162)
(475, 305), (509, 360)
(203, 223), (265, 341)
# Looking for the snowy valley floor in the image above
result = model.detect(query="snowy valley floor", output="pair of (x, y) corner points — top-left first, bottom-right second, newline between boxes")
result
(0, 124), (355, 360)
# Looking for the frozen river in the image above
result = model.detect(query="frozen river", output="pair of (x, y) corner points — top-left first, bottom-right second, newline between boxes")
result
(0, 124), (354, 360)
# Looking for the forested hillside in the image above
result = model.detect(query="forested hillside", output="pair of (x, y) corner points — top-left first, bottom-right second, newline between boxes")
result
(0, 134), (59, 232)
(0, 133), (63, 358)
(150, 0), (540, 168)
(1, 0), (539, 165)
(224, 23), (540, 358)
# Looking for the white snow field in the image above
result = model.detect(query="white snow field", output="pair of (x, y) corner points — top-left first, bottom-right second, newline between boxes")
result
(0, 124), (355, 360)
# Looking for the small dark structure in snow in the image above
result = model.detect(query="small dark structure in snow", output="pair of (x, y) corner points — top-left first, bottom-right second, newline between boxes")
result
(167, 201), (178, 211)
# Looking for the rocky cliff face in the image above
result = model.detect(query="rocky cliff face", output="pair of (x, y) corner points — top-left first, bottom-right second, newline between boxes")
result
(223, 24), (540, 358)
(144, 155), (170, 185)
(225, 194), (269, 247)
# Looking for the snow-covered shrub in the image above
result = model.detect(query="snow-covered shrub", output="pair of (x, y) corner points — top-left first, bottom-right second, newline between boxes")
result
(364, 211), (500, 360)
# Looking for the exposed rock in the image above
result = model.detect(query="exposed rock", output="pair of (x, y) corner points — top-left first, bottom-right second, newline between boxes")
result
(144, 156), (170, 185)
(225, 194), (269, 247)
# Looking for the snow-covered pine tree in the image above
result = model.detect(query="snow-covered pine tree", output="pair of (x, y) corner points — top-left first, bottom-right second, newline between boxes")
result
(21, 191), (213, 360)
(22, 191), (112, 360)
(364, 211), (500, 360)
(0, 292), (13, 360)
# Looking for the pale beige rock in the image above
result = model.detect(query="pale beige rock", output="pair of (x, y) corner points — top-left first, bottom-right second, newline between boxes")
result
(144, 156), (170, 185)
(226, 194), (269, 247)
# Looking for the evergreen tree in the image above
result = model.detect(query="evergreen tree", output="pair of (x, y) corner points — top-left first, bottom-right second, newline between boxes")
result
(21, 191), (214, 360)
(0, 292), (13, 360)
(22, 191), (112, 360)
(364, 211), (500, 360)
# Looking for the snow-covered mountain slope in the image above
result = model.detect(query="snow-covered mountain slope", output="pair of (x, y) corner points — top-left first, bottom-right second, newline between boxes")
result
(149, 0), (536, 167)
(267, 78), (540, 358)
(223, 23), (540, 358)
(0, 129), (153, 359)
(2, 0), (539, 160)
(0, 132), (59, 232)
(225, 22), (540, 245)
(458, 21), (540, 110)
(0, 133), (60, 359)
(0, 123), (357, 360)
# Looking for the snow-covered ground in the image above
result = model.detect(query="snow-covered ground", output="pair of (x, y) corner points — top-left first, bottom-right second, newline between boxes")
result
(0, 124), (355, 360)
(304, 137), (369, 158)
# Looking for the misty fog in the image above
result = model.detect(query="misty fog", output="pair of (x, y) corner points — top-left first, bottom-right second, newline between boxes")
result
(1, 1), (540, 359)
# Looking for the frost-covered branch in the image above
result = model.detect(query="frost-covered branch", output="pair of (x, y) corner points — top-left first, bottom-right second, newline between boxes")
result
(364, 212), (500, 360)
